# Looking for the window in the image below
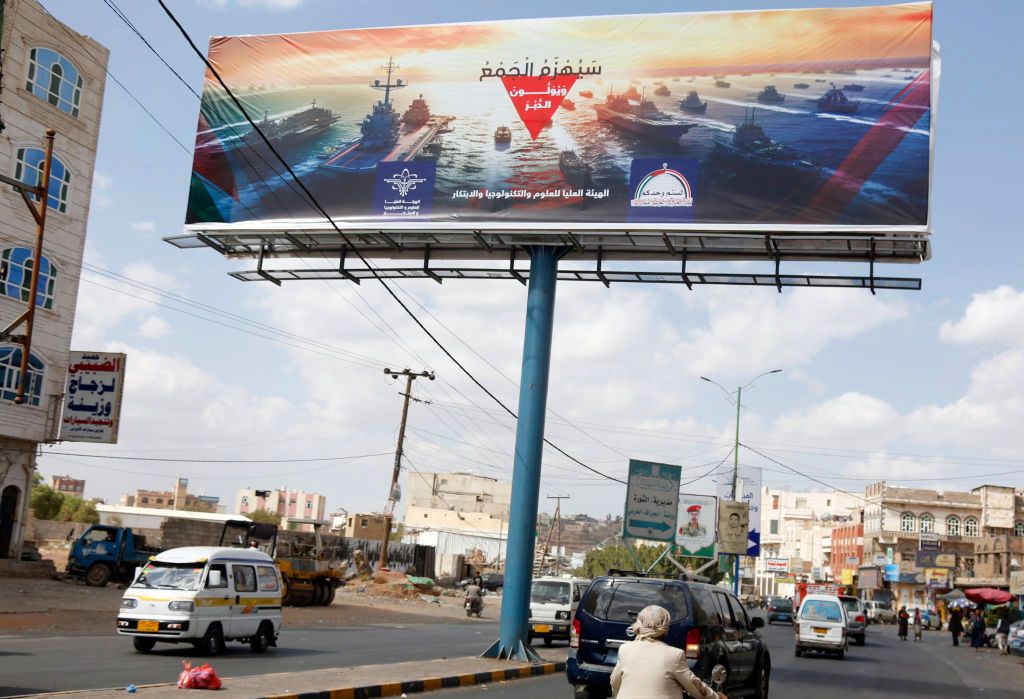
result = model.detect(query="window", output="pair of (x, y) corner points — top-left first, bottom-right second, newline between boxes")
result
(13, 147), (71, 212)
(0, 247), (57, 310)
(232, 565), (257, 592)
(1014, 521), (1024, 537)
(241, 496), (249, 506)
(305, 501), (312, 510)
(920, 513), (934, 534)
(141, 496), (149, 504)
(726, 595), (750, 631)
(26, 48), (83, 116)
(901, 513), (916, 533)
(0, 345), (44, 405)
(206, 563), (227, 589)
(587, 582), (688, 623)
(796, 498), (807, 509)
(800, 599), (843, 622)
(964, 517), (979, 538)
(772, 495), (779, 511)
(361, 518), (369, 527)
(257, 565), (279, 592)
(770, 519), (779, 535)
(946, 516), (960, 537)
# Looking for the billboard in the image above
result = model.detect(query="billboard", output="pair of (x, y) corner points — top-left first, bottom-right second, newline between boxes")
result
(766, 558), (788, 573)
(623, 460), (681, 541)
(675, 494), (717, 558)
(715, 466), (762, 556)
(186, 3), (935, 236)
(717, 500), (749, 555)
(59, 352), (127, 444)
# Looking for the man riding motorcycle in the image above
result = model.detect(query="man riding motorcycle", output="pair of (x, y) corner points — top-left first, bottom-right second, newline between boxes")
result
(465, 581), (484, 616)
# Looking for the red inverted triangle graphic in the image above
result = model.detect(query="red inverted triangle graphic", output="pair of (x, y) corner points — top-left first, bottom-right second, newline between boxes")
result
(501, 75), (577, 140)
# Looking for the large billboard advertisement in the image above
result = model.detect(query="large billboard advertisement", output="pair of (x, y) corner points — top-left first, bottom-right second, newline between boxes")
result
(187, 3), (935, 234)
(59, 352), (127, 444)
(623, 459), (681, 542)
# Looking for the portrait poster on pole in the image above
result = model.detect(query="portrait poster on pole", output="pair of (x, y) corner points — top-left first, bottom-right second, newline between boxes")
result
(675, 494), (717, 558)
(623, 460), (681, 542)
(715, 466), (762, 556)
(717, 500), (750, 555)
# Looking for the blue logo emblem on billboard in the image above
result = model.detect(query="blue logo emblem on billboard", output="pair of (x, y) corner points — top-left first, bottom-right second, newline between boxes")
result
(373, 162), (435, 217)
(627, 158), (698, 222)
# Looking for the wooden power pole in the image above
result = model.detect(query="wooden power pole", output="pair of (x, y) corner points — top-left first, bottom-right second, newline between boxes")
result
(378, 368), (434, 570)
(547, 495), (570, 576)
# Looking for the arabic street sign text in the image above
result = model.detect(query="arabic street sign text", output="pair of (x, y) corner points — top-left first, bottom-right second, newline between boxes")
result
(623, 460), (681, 542)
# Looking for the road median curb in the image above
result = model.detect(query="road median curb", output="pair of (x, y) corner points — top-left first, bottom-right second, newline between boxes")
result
(266, 661), (565, 699)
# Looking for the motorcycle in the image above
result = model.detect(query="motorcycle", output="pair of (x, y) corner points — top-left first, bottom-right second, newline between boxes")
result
(465, 596), (483, 617)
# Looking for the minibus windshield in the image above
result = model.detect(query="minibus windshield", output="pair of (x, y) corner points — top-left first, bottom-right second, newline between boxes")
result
(132, 561), (205, 591)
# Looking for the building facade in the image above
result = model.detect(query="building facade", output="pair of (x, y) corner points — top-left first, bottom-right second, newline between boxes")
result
(120, 478), (218, 512)
(0, 0), (107, 560)
(755, 487), (861, 598)
(50, 474), (83, 498)
(830, 522), (865, 584)
(344, 512), (386, 540)
(235, 487), (326, 522)
(404, 472), (511, 535)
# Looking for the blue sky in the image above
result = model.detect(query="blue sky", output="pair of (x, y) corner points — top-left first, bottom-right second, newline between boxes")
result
(34, 0), (1024, 520)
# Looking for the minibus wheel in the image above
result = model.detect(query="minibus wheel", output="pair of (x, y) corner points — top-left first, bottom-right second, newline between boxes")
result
(250, 622), (273, 653)
(198, 623), (226, 656)
(133, 637), (156, 653)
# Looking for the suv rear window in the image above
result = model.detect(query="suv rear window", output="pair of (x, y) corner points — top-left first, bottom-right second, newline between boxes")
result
(584, 581), (689, 623)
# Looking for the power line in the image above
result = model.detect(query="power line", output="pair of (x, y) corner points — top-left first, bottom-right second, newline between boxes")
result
(156, 0), (625, 486)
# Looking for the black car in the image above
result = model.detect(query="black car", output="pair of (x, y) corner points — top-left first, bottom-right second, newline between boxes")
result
(457, 572), (504, 593)
(567, 573), (770, 699)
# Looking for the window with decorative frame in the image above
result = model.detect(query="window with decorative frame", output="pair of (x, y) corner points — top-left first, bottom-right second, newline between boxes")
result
(1014, 521), (1024, 537)
(0, 345), (44, 405)
(13, 147), (72, 213)
(25, 48), (83, 117)
(901, 512), (916, 533)
(0, 247), (57, 309)
(946, 516), (960, 536)
(919, 513), (934, 534)
(964, 517), (979, 538)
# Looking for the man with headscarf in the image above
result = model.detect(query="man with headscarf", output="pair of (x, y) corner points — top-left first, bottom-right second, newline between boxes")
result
(610, 605), (726, 699)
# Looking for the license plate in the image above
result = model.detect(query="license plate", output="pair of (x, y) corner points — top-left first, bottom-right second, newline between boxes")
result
(533, 624), (552, 633)
(812, 627), (828, 634)
(137, 620), (159, 633)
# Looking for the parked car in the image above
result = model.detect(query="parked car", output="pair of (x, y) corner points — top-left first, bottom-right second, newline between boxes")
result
(766, 597), (794, 625)
(457, 573), (504, 593)
(117, 546), (282, 654)
(919, 608), (942, 630)
(864, 600), (896, 625)
(1008, 620), (1024, 657)
(795, 594), (848, 659)
(528, 576), (590, 646)
(566, 573), (771, 699)
(838, 596), (866, 645)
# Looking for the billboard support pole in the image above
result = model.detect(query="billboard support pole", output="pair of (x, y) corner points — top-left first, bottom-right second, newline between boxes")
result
(483, 245), (566, 663)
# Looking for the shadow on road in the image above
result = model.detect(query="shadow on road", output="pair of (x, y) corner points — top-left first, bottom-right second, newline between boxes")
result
(141, 646), (333, 660)
(775, 668), (966, 696)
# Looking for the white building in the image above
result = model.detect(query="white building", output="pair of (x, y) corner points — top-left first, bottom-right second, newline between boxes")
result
(755, 487), (861, 598)
(0, 0), (107, 561)
(404, 471), (511, 536)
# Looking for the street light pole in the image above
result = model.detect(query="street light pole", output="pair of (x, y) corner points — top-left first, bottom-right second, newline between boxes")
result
(701, 369), (781, 596)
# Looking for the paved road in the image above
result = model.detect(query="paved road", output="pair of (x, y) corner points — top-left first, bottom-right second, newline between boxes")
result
(429, 621), (1024, 699)
(0, 622), (500, 697)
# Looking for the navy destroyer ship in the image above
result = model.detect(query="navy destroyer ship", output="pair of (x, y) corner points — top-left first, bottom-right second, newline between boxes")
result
(817, 84), (860, 114)
(711, 108), (822, 190)
(679, 90), (708, 113)
(756, 85), (785, 104)
(559, 150), (592, 188)
(241, 100), (339, 150)
(594, 89), (695, 144)
(322, 59), (453, 174)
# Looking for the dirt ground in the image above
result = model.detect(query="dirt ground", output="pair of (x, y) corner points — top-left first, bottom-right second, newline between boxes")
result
(0, 578), (499, 636)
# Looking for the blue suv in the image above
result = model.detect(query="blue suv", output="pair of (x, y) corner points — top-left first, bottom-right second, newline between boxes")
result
(567, 573), (770, 699)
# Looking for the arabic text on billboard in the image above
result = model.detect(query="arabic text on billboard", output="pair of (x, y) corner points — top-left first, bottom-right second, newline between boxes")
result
(187, 3), (935, 234)
(59, 352), (127, 444)
(623, 460), (681, 542)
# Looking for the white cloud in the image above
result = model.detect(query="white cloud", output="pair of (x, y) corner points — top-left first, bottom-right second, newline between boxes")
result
(73, 260), (178, 347)
(138, 316), (172, 339)
(130, 221), (156, 233)
(770, 392), (904, 452)
(92, 173), (113, 208)
(939, 286), (1024, 348)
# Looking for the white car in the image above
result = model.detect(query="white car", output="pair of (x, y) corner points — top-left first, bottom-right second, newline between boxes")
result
(117, 546), (282, 655)
(864, 600), (896, 625)
(527, 576), (589, 646)
(795, 594), (848, 659)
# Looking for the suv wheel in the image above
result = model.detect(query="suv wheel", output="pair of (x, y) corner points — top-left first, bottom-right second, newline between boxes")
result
(794, 645), (802, 657)
(573, 686), (606, 699)
(751, 656), (770, 699)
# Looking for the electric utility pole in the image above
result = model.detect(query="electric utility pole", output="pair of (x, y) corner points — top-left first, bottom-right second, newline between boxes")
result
(378, 368), (434, 570)
(547, 495), (570, 576)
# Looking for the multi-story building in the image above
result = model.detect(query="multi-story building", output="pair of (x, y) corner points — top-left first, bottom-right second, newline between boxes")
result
(404, 472), (511, 535)
(50, 474), (84, 498)
(343, 512), (387, 540)
(830, 522), (865, 584)
(235, 487), (326, 523)
(755, 488), (861, 598)
(861, 482), (1024, 609)
(120, 478), (217, 512)
(972, 534), (1024, 588)
(0, 0), (107, 561)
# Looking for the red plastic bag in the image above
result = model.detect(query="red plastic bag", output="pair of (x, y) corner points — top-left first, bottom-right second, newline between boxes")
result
(177, 661), (222, 690)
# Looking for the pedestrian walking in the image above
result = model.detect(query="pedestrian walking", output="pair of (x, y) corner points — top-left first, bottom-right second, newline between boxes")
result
(610, 605), (726, 699)
(995, 615), (1010, 655)
(912, 609), (923, 642)
(949, 607), (963, 647)
(969, 610), (986, 652)
(897, 606), (910, 641)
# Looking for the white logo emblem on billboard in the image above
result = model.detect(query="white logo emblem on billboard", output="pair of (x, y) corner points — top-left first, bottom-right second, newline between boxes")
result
(384, 168), (427, 197)
(630, 164), (693, 208)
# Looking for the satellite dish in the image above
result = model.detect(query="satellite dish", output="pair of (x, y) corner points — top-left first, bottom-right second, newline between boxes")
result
(1011, 558), (1021, 569)
(819, 512), (832, 522)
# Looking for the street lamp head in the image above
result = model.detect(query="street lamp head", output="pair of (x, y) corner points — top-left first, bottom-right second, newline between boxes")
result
(700, 376), (712, 382)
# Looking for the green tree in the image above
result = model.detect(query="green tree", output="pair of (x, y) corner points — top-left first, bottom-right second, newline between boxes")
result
(30, 485), (65, 520)
(71, 501), (99, 524)
(248, 509), (281, 526)
(575, 543), (725, 583)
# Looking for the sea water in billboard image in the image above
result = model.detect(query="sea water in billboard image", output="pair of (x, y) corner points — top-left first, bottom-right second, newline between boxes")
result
(187, 3), (935, 232)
